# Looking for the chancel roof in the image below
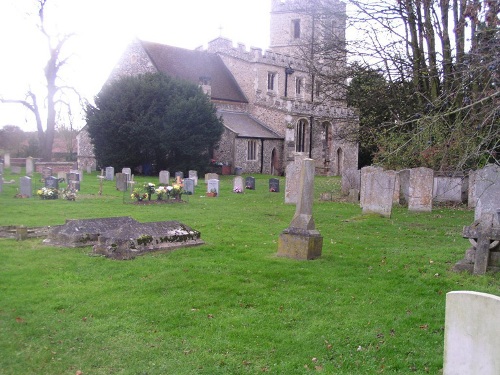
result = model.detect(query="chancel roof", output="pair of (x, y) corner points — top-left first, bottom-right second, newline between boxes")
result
(140, 40), (248, 104)
(218, 111), (282, 140)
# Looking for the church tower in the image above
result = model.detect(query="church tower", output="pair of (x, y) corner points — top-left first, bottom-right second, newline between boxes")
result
(269, 0), (346, 57)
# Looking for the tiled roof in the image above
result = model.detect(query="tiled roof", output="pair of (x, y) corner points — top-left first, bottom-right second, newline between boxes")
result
(140, 40), (248, 104)
(218, 111), (282, 139)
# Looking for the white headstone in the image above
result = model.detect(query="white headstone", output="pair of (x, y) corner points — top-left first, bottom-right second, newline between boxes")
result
(207, 179), (219, 195)
(105, 167), (114, 181)
(3, 153), (10, 168)
(159, 170), (170, 185)
(25, 157), (34, 176)
(189, 170), (198, 186)
(443, 291), (500, 375)
(233, 176), (244, 193)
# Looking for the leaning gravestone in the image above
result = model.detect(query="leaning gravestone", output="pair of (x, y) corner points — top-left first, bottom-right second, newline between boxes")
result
(278, 158), (322, 260)
(408, 167), (434, 212)
(20, 176), (32, 197)
(443, 291), (500, 375)
(159, 170), (170, 185)
(361, 168), (396, 218)
(105, 167), (114, 181)
(245, 176), (255, 190)
(207, 179), (219, 196)
(188, 170), (198, 186)
(233, 176), (244, 193)
(269, 178), (279, 192)
(183, 178), (195, 195)
(115, 173), (128, 192)
(25, 157), (34, 176)
(285, 153), (307, 204)
(45, 176), (59, 190)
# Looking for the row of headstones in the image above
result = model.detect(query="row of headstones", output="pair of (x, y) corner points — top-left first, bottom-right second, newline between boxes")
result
(341, 164), (500, 220)
(11, 168), (83, 198)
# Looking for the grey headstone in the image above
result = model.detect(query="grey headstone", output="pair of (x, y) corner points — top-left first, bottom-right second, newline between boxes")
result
(122, 167), (132, 177)
(20, 176), (32, 197)
(175, 171), (184, 179)
(207, 179), (219, 195)
(245, 176), (255, 190)
(233, 176), (244, 193)
(188, 170), (198, 186)
(3, 153), (10, 168)
(105, 167), (114, 181)
(184, 178), (195, 195)
(433, 175), (465, 203)
(360, 166), (384, 208)
(25, 157), (34, 176)
(473, 164), (500, 224)
(269, 178), (279, 192)
(159, 170), (170, 185)
(11, 166), (21, 174)
(443, 291), (500, 375)
(398, 169), (411, 205)
(115, 173), (128, 192)
(45, 176), (59, 190)
(42, 167), (52, 180)
(408, 167), (434, 212)
(361, 168), (396, 218)
(285, 153), (307, 204)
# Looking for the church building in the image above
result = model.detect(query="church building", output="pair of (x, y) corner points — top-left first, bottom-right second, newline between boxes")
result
(78, 0), (358, 175)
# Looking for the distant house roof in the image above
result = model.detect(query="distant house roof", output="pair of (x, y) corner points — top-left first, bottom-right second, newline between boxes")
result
(140, 40), (248, 104)
(218, 111), (282, 140)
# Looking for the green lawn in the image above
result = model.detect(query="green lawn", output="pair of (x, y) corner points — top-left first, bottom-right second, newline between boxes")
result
(0, 169), (498, 374)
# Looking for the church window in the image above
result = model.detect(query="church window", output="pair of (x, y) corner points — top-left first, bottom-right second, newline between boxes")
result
(267, 72), (276, 91)
(296, 119), (307, 152)
(292, 19), (301, 39)
(247, 140), (257, 160)
(295, 77), (302, 95)
(315, 80), (321, 98)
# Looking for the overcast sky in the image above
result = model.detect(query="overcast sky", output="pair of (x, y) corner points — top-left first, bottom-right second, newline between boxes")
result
(0, 0), (271, 131)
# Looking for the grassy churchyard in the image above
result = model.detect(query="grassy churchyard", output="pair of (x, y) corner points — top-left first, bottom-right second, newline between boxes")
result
(0, 169), (498, 374)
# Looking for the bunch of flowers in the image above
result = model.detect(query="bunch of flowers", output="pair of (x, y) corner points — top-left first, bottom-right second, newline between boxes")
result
(60, 186), (78, 201)
(131, 188), (147, 201)
(170, 184), (184, 198)
(155, 186), (168, 200)
(37, 187), (58, 200)
(233, 186), (242, 193)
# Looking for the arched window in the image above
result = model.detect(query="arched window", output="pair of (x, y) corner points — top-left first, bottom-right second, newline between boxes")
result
(296, 119), (307, 152)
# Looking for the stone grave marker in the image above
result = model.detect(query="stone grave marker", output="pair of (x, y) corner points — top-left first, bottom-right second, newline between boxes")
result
(269, 178), (279, 192)
(360, 166), (383, 208)
(105, 166), (114, 181)
(361, 168), (396, 217)
(57, 171), (66, 181)
(189, 170), (198, 186)
(205, 173), (218, 183)
(42, 167), (52, 180)
(233, 176), (244, 193)
(443, 291), (500, 375)
(45, 176), (59, 190)
(245, 176), (255, 190)
(433, 175), (465, 203)
(86, 165), (92, 174)
(278, 158), (323, 260)
(473, 164), (500, 223)
(115, 173), (128, 192)
(122, 167), (131, 177)
(25, 157), (34, 176)
(408, 167), (434, 212)
(184, 178), (195, 195)
(20, 176), (32, 197)
(3, 153), (10, 168)
(159, 170), (170, 185)
(11, 166), (21, 174)
(207, 179), (219, 196)
(69, 180), (80, 191)
(285, 153), (307, 204)
(341, 168), (361, 196)
(398, 169), (411, 205)
(0, 162), (3, 174)
(67, 170), (80, 182)
(175, 171), (184, 179)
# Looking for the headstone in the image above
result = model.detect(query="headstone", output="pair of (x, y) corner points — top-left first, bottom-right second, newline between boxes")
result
(3, 153), (10, 168)
(69, 180), (81, 191)
(233, 176), (244, 193)
(159, 170), (170, 185)
(122, 168), (131, 177)
(11, 166), (21, 174)
(341, 169), (361, 195)
(105, 166), (114, 181)
(473, 164), (500, 224)
(245, 176), (255, 190)
(433, 175), (465, 203)
(468, 169), (477, 208)
(278, 158), (323, 260)
(392, 172), (401, 204)
(183, 178), (195, 195)
(443, 291), (500, 375)
(67, 170), (80, 182)
(175, 171), (184, 179)
(408, 167), (434, 212)
(86, 165), (92, 174)
(127, 174), (136, 192)
(398, 169), (411, 205)
(285, 153), (307, 204)
(207, 179), (219, 196)
(115, 173), (128, 192)
(361, 168), (396, 218)
(205, 173), (218, 183)
(42, 167), (52, 181)
(25, 157), (34, 176)
(19, 176), (32, 197)
(57, 171), (66, 181)
(359, 166), (383, 208)
(269, 178), (279, 192)
(45, 176), (59, 190)
(188, 170), (198, 186)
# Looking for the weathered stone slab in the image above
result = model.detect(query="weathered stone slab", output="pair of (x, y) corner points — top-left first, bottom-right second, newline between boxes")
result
(398, 169), (411, 205)
(245, 176), (255, 190)
(184, 178), (195, 195)
(233, 176), (243, 193)
(443, 291), (500, 375)
(473, 164), (500, 224)
(361, 168), (396, 217)
(188, 170), (198, 186)
(360, 166), (383, 208)
(159, 170), (170, 185)
(25, 157), (34, 176)
(105, 166), (114, 181)
(3, 153), (10, 168)
(285, 153), (307, 204)
(19, 176), (32, 197)
(408, 167), (433, 212)
(115, 173), (128, 192)
(468, 169), (477, 208)
(433, 175), (465, 203)
(269, 178), (279, 192)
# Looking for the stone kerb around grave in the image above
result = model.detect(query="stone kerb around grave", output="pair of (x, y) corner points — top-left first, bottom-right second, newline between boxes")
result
(443, 291), (500, 375)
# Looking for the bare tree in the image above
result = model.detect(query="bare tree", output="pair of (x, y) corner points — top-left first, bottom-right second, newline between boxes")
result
(0, 0), (79, 161)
